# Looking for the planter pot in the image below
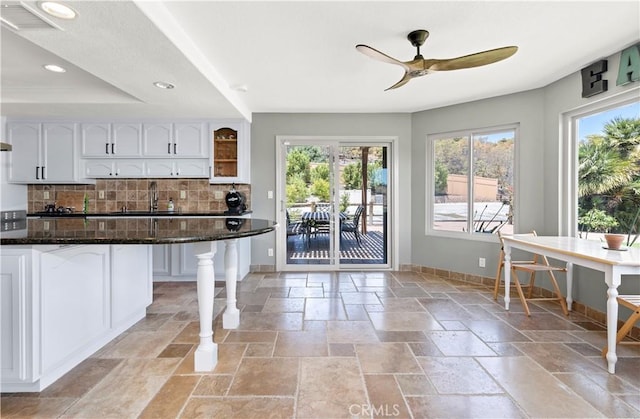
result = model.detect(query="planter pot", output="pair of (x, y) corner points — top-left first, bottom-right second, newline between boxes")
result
(604, 233), (625, 250)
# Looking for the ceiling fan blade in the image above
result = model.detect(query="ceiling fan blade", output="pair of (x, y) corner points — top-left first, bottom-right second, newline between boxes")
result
(384, 72), (412, 91)
(356, 44), (409, 69)
(427, 46), (518, 71)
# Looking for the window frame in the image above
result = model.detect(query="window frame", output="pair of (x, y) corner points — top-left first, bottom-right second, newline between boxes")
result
(426, 123), (520, 242)
(560, 88), (640, 237)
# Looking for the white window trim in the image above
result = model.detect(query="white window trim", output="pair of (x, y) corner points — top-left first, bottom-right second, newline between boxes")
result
(559, 87), (640, 237)
(426, 123), (519, 242)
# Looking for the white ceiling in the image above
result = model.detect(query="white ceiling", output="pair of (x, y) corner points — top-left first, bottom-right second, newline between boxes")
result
(1, 1), (639, 122)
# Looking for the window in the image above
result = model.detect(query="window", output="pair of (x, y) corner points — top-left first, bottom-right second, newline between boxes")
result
(573, 99), (639, 246)
(428, 125), (517, 238)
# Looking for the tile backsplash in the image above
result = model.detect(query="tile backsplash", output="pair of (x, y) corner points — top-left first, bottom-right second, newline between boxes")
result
(28, 179), (250, 213)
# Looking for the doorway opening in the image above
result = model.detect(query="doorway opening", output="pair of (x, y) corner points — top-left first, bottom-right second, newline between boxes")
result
(276, 138), (393, 270)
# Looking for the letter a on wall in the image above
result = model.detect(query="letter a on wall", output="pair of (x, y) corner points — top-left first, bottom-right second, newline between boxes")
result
(617, 44), (640, 86)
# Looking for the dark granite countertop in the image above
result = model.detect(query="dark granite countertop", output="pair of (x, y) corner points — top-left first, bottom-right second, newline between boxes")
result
(28, 210), (252, 218)
(0, 217), (276, 245)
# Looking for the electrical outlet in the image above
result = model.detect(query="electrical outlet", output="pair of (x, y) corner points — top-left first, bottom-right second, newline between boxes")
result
(268, 190), (273, 199)
(479, 257), (486, 268)
(214, 191), (223, 199)
(99, 222), (105, 231)
(215, 220), (223, 229)
(43, 191), (50, 200)
(180, 221), (187, 230)
(268, 248), (274, 257)
(43, 221), (49, 231)
(180, 190), (186, 199)
(98, 190), (105, 199)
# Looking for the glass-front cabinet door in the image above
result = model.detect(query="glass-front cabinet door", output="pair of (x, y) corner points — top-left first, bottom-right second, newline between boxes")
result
(213, 127), (238, 178)
(209, 120), (250, 184)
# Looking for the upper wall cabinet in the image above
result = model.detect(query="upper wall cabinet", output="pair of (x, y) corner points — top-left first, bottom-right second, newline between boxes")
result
(7, 122), (86, 184)
(143, 123), (206, 158)
(210, 120), (250, 184)
(81, 123), (143, 158)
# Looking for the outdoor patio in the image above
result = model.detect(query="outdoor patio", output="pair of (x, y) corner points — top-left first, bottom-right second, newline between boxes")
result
(286, 225), (386, 265)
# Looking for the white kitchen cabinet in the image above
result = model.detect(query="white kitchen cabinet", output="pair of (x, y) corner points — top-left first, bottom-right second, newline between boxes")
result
(209, 120), (250, 184)
(84, 159), (145, 178)
(143, 122), (206, 158)
(152, 244), (171, 276)
(0, 251), (36, 384)
(0, 244), (152, 392)
(145, 159), (208, 178)
(152, 238), (250, 282)
(111, 245), (152, 329)
(8, 122), (80, 184)
(81, 123), (142, 157)
(39, 245), (111, 375)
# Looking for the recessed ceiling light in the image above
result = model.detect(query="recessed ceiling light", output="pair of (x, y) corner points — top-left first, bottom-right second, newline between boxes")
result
(153, 81), (175, 89)
(39, 2), (77, 19)
(43, 64), (66, 73)
(231, 84), (248, 92)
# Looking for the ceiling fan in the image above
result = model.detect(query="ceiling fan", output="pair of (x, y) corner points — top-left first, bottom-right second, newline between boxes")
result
(356, 29), (518, 91)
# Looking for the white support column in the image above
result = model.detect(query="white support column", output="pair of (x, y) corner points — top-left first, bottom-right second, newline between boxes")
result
(222, 239), (240, 329)
(192, 242), (218, 372)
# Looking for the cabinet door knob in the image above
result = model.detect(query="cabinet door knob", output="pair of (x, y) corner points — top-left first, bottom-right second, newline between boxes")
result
(35, 166), (40, 180)
(168, 143), (171, 154)
(105, 143), (109, 154)
(174, 143), (177, 154)
(111, 143), (115, 154)
(41, 166), (45, 180)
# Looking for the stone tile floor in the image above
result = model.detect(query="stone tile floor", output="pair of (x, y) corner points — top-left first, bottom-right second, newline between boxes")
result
(2, 270), (639, 418)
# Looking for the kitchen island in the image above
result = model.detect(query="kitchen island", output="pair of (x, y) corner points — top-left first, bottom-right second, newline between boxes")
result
(0, 216), (276, 392)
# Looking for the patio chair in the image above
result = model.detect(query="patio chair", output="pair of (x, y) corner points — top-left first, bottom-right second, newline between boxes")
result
(602, 295), (640, 356)
(341, 205), (364, 246)
(494, 230), (569, 316)
(286, 210), (304, 237)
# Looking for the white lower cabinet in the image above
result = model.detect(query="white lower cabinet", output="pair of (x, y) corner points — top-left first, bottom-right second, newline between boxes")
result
(0, 244), (152, 392)
(152, 239), (250, 282)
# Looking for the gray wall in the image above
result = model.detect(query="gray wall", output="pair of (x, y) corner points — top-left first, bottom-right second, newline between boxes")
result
(250, 113), (412, 267)
(410, 89), (545, 277)
(541, 48), (640, 312)
(409, 47), (639, 314)
(0, 116), (28, 211)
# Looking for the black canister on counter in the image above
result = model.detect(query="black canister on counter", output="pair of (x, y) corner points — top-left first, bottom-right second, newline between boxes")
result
(224, 183), (246, 215)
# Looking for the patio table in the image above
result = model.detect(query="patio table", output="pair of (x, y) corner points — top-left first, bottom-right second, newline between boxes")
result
(301, 211), (348, 247)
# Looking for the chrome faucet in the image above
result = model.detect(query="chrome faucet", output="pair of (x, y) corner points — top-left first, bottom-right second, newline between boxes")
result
(149, 181), (158, 212)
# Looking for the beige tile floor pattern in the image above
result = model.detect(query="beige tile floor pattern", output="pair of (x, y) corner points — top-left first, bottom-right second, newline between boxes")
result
(2, 271), (640, 418)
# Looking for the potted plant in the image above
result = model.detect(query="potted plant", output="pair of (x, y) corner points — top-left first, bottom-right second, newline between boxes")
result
(578, 208), (624, 249)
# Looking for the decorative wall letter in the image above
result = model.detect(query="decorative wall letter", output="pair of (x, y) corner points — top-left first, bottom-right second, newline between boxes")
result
(581, 60), (608, 98)
(616, 44), (640, 86)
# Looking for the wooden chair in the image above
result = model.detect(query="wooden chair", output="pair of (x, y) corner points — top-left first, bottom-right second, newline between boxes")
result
(602, 295), (640, 356)
(494, 230), (569, 316)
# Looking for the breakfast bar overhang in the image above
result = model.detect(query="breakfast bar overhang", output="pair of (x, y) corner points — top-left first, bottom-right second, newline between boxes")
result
(0, 216), (276, 390)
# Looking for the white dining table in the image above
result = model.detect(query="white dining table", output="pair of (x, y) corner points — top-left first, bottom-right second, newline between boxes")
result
(501, 235), (640, 374)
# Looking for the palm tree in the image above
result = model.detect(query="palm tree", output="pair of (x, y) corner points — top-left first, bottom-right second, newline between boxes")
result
(578, 136), (635, 197)
(578, 116), (640, 241)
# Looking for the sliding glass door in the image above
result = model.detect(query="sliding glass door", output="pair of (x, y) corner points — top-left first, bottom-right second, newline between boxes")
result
(276, 138), (390, 270)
